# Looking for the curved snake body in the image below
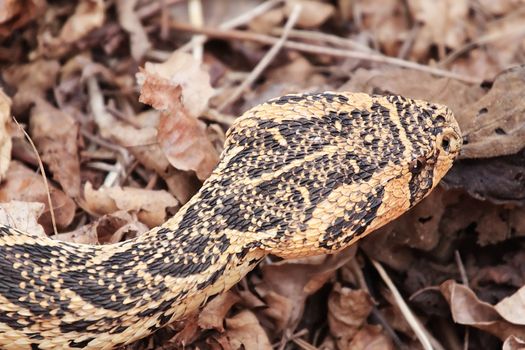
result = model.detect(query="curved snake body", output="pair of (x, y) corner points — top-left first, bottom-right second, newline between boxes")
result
(0, 92), (461, 349)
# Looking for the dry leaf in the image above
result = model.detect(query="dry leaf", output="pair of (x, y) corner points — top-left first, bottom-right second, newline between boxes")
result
(258, 247), (356, 331)
(328, 283), (375, 349)
(341, 67), (483, 115)
(198, 291), (241, 332)
(57, 0), (104, 44)
(347, 324), (394, 350)
(53, 211), (148, 244)
(285, 0), (335, 28)
(458, 65), (525, 159)
(138, 71), (219, 180)
(225, 310), (272, 350)
(0, 200), (45, 237)
(106, 119), (199, 203)
(30, 99), (81, 198)
(503, 335), (525, 350)
(0, 161), (76, 231)
(351, 0), (409, 56)
(138, 51), (215, 117)
(0, 90), (12, 180)
(2, 59), (60, 113)
(116, 0), (151, 61)
(83, 182), (179, 228)
(440, 280), (525, 341)
(407, 0), (469, 60)
(0, 0), (45, 36)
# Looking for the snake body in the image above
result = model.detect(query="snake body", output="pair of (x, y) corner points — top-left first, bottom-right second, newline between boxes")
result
(0, 92), (461, 349)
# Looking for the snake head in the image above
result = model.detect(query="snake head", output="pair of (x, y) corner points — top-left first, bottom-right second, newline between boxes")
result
(215, 92), (462, 258)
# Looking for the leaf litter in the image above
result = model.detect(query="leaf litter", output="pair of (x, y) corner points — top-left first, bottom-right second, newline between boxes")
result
(0, 0), (525, 349)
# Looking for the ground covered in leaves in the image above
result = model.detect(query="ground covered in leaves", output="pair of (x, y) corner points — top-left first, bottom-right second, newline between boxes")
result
(0, 0), (525, 349)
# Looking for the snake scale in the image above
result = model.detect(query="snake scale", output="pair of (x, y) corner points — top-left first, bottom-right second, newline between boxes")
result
(0, 92), (461, 349)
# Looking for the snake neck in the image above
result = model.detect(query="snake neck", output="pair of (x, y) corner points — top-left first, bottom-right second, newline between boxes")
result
(0, 187), (265, 349)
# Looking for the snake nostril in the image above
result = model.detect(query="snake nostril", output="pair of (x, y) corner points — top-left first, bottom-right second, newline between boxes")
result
(442, 136), (450, 152)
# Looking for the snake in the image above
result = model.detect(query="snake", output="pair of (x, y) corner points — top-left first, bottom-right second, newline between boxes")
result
(0, 92), (461, 349)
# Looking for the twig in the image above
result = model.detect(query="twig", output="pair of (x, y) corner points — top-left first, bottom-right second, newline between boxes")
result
(454, 250), (470, 350)
(371, 258), (433, 350)
(12, 118), (58, 235)
(169, 22), (482, 84)
(218, 4), (303, 111)
(188, 0), (204, 62)
(438, 23), (525, 67)
(271, 27), (374, 52)
(177, 0), (283, 54)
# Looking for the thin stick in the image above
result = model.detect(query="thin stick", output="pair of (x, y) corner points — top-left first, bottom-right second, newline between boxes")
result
(218, 5), (303, 111)
(454, 250), (470, 350)
(12, 118), (58, 235)
(170, 22), (482, 84)
(271, 27), (374, 52)
(371, 258), (433, 350)
(177, 0), (283, 54)
(188, 0), (204, 62)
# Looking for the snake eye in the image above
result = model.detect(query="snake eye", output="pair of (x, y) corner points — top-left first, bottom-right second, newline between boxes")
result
(439, 130), (461, 155)
(409, 157), (426, 174)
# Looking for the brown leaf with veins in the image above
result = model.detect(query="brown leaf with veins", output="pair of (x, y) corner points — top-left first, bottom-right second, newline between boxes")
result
(30, 99), (81, 198)
(83, 182), (179, 228)
(139, 73), (219, 180)
(2, 59), (60, 113)
(198, 291), (241, 332)
(0, 201), (45, 237)
(53, 211), (148, 244)
(256, 246), (356, 332)
(138, 51), (215, 117)
(458, 65), (525, 159)
(0, 0), (45, 36)
(440, 280), (525, 341)
(225, 310), (272, 350)
(284, 0), (335, 28)
(57, 0), (104, 44)
(115, 0), (151, 61)
(347, 324), (394, 350)
(328, 283), (375, 349)
(0, 161), (75, 232)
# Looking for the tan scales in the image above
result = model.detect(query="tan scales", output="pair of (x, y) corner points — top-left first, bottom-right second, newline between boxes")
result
(0, 92), (461, 349)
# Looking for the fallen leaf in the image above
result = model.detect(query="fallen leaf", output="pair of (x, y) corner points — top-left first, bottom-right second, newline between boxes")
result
(30, 99), (81, 198)
(0, 90), (12, 180)
(347, 324), (394, 350)
(83, 182), (179, 228)
(340, 67), (483, 115)
(458, 65), (525, 159)
(0, 0), (45, 37)
(0, 200), (45, 237)
(351, 0), (409, 56)
(284, 0), (335, 28)
(139, 73), (219, 180)
(2, 59), (60, 113)
(257, 246), (356, 332)
(225, 310), (272, 350)
(57, 0), (104, 45)
(198, 291), (241, 332)
(440, 280), (525, 341)
(106, 119), (199, 203)
(443, 150), (525, 205)
(53, 211), (148, 244)
(328, 283), (375, 349)
(138, 51), (215, 117)
(503, 335), (525, 350)
(407, 0), (469, 60)
(0, 161), (76, 232)
(116, 0), (151, 61)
